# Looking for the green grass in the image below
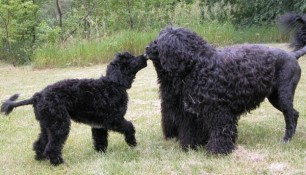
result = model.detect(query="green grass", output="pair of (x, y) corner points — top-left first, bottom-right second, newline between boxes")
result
(33, 24), (287, 69)
(1, 44), (306, 174)
(33, 30), (158, 68)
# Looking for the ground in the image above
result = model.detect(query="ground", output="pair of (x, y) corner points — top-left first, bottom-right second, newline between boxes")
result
(0, 44), (305, 174)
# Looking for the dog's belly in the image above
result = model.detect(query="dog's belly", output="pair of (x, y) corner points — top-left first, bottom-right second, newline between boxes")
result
(87, 123), (105, 129)
(72, 117), (106, 128)
(70, 111), (106, 128)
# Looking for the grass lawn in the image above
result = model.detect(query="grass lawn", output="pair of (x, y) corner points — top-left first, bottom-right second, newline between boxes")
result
(0, 44), (306, 174)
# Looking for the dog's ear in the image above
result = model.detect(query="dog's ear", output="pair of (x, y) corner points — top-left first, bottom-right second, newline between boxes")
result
(116, 52), (133, 59)
(106, 61), (131, 88)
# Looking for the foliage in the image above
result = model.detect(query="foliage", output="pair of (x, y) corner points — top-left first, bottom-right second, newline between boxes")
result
(1, 0), (305, 65)
(36, 21), (61, 46)
(204, 0), (306, 26)
(232, 0), (304, 26)
(0, 0), (38, 64)
(33, 23), (287, 69)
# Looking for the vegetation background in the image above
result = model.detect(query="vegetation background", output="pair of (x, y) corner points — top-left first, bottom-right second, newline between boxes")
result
(1, 0), (306, 67)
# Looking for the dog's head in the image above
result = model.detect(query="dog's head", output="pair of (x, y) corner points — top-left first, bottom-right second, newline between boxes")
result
(106, 52), (147, 88)
(145, 27), (210, 74)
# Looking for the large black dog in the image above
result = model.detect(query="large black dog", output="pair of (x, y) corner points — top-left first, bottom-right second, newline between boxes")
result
(145, 13), (306, 154)
(1, 52), (147, 166)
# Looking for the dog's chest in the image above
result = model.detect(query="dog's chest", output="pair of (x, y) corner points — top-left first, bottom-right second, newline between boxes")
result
(71, 115), (107, 129)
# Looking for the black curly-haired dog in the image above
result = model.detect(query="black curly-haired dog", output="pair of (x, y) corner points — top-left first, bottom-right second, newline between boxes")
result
(145, 15), (306, 154)
(1, 52), (147, 166)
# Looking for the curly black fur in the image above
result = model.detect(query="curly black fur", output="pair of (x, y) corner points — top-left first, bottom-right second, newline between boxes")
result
(279, 12), (306, 51)
(145, 26), (306, 154)
(1, 52), (147, 166)
(1, 94), (20, 115)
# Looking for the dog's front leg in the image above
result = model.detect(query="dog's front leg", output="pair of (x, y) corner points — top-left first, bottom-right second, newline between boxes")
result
(161, 110), (179, 139)
(109, 119), (137, 147)
(206, 113), (238, 155)
(177, 115), (198, 151)
(92, 128), (108, 152)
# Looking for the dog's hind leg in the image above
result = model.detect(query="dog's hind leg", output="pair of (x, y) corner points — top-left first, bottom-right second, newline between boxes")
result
(44, 118), (71, 166)
(33, 105), (49, 161)
(268, 61), (300, 142)
(91, 128), (108, 152)
(33, 126), (48, 161)
(110, 119), (137, 147)
(42, 108), (71, 166)
(268, 86), (299, 142)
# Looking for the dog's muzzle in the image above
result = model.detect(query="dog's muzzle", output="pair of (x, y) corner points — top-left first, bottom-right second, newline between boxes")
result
(144, 46), (150, 59)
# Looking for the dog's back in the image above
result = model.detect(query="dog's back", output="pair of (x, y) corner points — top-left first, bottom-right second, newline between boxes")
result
(184, 44), (298, 114)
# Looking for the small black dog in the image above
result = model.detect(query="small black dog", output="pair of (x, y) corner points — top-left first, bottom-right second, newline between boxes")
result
(1, 52), (147, 166)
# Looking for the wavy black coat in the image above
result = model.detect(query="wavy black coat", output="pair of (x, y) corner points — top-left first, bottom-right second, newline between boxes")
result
(1, 52), (147, 166)
(146, 25), (306, 154)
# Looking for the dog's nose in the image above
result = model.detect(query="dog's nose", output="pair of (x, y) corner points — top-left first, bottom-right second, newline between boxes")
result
(146, 46), (150, 49)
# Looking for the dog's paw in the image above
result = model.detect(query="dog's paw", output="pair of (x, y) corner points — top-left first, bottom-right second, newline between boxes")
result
(94, 146), (107, 153)
(128, 141), (137, 147)
(282, 137), (292, 143)
(126, 138), (137, 147)
(49, 156), (64, 166)
(206, 144), (234, 155)
(35, 154), (47, 161)
(181, 144), (197, 152)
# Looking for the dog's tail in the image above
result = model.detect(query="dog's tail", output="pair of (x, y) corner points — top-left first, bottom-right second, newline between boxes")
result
(279, 12), (306, 59)
(1, 94), (34, 115)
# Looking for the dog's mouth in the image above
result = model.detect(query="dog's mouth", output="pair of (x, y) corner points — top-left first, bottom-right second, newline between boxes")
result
(135, 55), (148, 69)
(144, 45), (159, 60)
(139, 59), (147, 68)
(143, 54), (149, 60)
(144, 53), (148, 59)
(144, 46), (150, 59)
(144, 53), (152, 61)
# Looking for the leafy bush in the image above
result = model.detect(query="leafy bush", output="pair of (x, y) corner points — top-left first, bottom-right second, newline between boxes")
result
(205, 0), (306, 26)
(0, 0), (38, 64)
